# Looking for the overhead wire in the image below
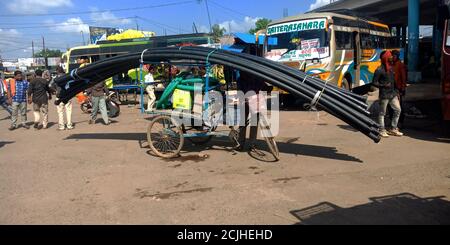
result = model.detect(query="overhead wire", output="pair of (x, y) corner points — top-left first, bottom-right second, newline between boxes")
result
(0, 0), (197, 17)
(0, 17), (137, 29)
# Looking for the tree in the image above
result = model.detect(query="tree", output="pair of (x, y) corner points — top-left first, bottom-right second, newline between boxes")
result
(34, 48), (63, 58)
(212, 24), (226, 42)
(249, 18), (272, 35)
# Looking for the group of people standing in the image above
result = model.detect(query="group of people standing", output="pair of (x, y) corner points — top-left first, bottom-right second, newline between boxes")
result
(0, 56), (113, 132)
(0, 67), (73, 131)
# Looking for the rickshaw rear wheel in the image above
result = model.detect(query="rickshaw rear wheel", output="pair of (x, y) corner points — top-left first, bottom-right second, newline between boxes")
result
(147, 115), (184, 159)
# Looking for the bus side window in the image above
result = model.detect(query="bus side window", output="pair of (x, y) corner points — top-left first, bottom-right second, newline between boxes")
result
(91, 55), (100, 63)
(335, 31), (353, 49)
(360, 33), (374, 49)
(446, 20), (450, 46)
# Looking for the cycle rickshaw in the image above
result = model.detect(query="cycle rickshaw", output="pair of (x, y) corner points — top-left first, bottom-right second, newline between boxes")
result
(139, 55), (280, 160)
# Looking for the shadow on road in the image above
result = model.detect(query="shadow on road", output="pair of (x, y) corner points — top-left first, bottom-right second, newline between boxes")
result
(275, 140), (363, 163)
(65, 133), (362, 163)
(65, 133), (146, 141)
(290, 193), (450, 225)
(0, 141), (14, 148)
(337, 125), (358, 132)
(370, 99), (450, 143)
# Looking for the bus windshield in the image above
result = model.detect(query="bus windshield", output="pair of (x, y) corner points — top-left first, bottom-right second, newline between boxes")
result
(265, 18), (330, 62)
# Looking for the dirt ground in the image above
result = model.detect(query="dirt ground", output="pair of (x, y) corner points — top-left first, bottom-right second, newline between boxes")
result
(1, 99), (449, 225)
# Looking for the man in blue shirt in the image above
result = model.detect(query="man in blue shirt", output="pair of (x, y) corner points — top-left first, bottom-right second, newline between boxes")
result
(7, 70), (30, 130)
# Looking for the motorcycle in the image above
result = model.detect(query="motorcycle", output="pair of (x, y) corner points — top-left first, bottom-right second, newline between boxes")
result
(79, 91), (120, 118)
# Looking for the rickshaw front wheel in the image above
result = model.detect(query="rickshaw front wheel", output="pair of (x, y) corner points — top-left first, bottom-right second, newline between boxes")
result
(147, 115), (184, 159)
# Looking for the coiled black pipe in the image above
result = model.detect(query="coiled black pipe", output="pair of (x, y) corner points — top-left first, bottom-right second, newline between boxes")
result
(54, 50), (381, 140)
(55, 47), (380, 142)
(181, 46), (368, 104)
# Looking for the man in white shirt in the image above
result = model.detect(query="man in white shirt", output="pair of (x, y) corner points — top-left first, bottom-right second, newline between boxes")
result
(144, 65), (156, 112)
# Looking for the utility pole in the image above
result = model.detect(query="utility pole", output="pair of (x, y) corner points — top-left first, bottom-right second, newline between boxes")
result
(42, 36), (48, 69)
(80, 31), (85, 45)
(193, 22), (198, 33)
(204, 0), (212, 33)
(135, 19), (139, 31)
(31, 41), (35, 58)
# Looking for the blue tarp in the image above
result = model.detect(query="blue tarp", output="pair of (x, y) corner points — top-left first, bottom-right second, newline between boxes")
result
(233, 33), (277, 45)
(221, 33), (278, 53)
(221, 44), (246, 53)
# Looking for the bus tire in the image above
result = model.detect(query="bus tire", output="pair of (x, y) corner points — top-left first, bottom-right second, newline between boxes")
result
(340, 75), (352, 91)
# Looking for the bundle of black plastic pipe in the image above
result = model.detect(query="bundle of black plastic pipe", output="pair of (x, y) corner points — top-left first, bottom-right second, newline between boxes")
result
(54, 47), (378, 131)
(185, 46), (368, 105)
(54, 47), (380, 142)
(57, 55), (380, 142)
(181, 47), (370, 115)
(54, 48), (380, 142)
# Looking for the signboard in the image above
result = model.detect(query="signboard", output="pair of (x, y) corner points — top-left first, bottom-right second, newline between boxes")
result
(18, 58), (33, 67)
(17, 57), (61, 67)
(267, 18), (327, 36)
(47, 57), (62, 66)
(301, 38), (320, 50)
(89, 26), (122, 44)
(278, 47), (330, 61)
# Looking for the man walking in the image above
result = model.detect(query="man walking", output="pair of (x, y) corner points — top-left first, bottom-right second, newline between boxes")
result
(7, 71), (30, 130)
(28, 69), (52, 130)
(392, 50), (407, 128)
(87, 81), (110, 125)
(373, 51), (403, 138)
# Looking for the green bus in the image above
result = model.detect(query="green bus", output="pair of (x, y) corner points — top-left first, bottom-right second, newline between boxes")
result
(62, 33), (215, 73)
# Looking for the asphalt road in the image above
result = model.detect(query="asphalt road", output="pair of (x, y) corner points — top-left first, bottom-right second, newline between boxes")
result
(1, 100), (449, 224)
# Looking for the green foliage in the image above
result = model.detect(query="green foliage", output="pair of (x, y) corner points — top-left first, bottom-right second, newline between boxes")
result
(212, 24), (226, 42)
(249, 18), (272, 34)
(34, 48), (63, 58)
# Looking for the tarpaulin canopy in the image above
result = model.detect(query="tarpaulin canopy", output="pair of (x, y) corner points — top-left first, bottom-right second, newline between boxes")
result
(233, 33), (278, 46)
(221, 44), (246, 53)
(107, 29), (156, 41)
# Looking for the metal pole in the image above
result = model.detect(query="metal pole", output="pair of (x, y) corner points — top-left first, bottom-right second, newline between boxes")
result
(205, 0), (212, 33)
(140, 63), (144, 114)
(42, 36), (48, 69)
(407, 0), (420, 82)
(81, 31), (85, 45)
(396, 26), (401, 47)
(402, 26), (407, 50)
(433, 25), (442, 65)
